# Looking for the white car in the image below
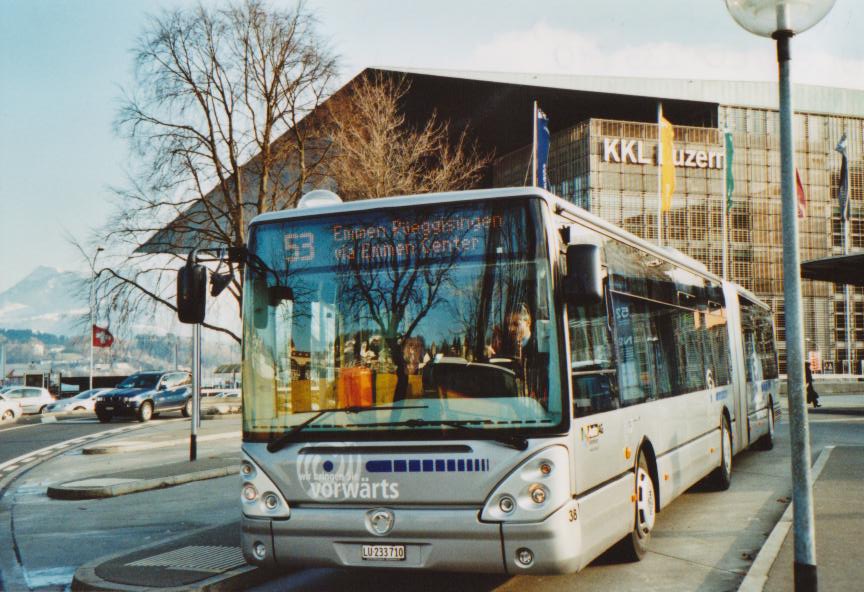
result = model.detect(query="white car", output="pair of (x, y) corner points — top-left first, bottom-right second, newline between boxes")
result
(0, 397), (20, 423)
(0, 386), (56, 414)
(44, 388), (111, 413)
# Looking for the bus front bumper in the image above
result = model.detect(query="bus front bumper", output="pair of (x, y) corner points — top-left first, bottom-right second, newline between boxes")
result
(242, 502), (583, 574)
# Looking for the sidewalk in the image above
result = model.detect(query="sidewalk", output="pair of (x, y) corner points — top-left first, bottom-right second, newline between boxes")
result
(47, 416), (241, 500)
(761, 445), (864, 592)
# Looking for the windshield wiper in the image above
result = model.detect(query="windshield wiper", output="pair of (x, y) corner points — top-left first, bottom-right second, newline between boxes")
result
(266, 404), (428, 453)
(400, 418), (529, 451)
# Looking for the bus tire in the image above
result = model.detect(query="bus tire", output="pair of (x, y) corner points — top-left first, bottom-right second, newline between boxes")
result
(615, 450), (656, 562)
(756, 402), (775, 451)
(708, 417), (733, 490)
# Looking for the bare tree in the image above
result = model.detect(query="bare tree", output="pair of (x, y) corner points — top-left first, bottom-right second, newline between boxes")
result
(325, 73), (491, 400)
(328, 73), (490, 201)
(93, 0), (338, 342)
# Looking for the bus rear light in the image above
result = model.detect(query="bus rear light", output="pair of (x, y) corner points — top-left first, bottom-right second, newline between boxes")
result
(516, 547), (534, 567)
(539, 462), (552, 475)
(498, 495), (516, 513)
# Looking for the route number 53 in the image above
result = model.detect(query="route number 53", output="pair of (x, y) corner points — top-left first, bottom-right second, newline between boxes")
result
(284, 232), (315, 263)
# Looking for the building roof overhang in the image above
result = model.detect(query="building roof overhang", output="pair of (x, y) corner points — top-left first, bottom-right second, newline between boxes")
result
(801, 253), (864, 287)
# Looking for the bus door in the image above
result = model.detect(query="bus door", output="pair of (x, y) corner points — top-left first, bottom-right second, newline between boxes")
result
(723, 285), (749, 450)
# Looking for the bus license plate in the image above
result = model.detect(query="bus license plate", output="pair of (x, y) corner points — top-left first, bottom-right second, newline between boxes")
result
(361, 544), (405, 561)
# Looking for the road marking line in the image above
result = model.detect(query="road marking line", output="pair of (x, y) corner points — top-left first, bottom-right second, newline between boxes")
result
(0, 423), (160, 473)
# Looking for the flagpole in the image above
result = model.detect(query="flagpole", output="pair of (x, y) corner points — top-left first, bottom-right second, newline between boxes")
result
(844, 213), (851, 374)
(722, 129), (729, 281)
(532, 101), (538, 187)
(657, 102), (663, 246)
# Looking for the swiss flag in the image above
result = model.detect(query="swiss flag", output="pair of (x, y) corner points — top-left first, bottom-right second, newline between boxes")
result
(92, 325), (114, 348)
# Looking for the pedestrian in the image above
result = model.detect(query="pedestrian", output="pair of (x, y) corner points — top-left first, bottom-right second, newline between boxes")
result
(805, 362), (821, 408)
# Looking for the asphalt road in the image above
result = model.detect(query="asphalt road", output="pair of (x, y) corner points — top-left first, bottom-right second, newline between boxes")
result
(0, 414), (214, 591)
(0, 417), (118, 466)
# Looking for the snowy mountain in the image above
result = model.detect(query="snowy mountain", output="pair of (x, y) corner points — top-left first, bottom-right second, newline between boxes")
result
(0, 267), (89, 335)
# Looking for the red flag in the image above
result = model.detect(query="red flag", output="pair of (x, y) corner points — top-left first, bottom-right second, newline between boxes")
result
(796, 169), (807, 218)
(92, 325), (114, 348)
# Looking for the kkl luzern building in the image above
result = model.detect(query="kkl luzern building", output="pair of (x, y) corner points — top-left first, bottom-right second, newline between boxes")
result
(154, 67), (864, 373)
(363, 69), (863, 374)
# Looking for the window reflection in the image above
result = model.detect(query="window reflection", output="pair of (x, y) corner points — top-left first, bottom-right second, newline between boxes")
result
(242, 198), (562, 439)
(568, 223), (732, 417)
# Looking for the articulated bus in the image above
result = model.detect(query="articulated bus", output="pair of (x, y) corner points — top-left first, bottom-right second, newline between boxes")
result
(238, 187), (779, 574)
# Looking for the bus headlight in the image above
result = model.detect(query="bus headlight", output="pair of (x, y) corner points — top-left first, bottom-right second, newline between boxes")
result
(528, 483), (547, 505)
(242, 483), (258, 501)
(480, 445), (570, 523)
(241, 453), (290, 519)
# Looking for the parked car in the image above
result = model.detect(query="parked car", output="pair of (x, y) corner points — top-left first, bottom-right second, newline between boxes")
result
(0, 396), (21, 423)
(44, 388), (112, 414)
(0, 386), (56, 414)
(94, 371), (192, 423)
(213, 389), (241, 400)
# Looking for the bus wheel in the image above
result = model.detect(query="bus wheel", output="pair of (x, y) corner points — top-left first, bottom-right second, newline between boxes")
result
(616, 451), (655, 562)
(709, 417), (733, 490)
(756, 402), (775, 451)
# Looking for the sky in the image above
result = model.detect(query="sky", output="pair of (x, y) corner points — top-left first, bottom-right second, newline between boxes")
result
(1, 0), (862, 293)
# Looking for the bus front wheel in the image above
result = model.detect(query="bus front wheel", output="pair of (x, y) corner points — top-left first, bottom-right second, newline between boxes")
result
(615, 450), (656, 562)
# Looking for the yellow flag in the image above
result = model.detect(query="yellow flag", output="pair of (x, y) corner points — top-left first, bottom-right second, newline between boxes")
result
(660, 116), (675, 212)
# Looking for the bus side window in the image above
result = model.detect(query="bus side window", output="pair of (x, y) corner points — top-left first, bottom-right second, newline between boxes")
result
(568, 298), (618, 417)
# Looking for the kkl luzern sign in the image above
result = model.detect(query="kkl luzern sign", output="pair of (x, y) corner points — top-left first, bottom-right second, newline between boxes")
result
(602, 138), (725, 170)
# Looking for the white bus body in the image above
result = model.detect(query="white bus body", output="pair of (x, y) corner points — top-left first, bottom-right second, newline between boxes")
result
(239, 188), (779, 574)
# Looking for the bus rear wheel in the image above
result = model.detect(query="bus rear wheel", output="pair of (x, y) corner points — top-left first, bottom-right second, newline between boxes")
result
(708, 417), (733, 490)
(615, 450), (655, 562)
(756, 402), (775, 451)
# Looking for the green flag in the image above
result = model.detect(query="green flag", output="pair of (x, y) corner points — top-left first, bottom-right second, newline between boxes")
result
(725, 131), (734, 212)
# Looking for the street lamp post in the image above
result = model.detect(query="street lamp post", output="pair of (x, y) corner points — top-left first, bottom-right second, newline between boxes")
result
(89, 247), (104, 391)
(724, 2), (836, 591)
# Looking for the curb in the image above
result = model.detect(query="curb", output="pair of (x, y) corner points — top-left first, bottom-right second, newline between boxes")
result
(736, 446), (835, 592)
(71, 523), (272, 592)
(83, 431), (241, 455)
(47, 465), (239, 500)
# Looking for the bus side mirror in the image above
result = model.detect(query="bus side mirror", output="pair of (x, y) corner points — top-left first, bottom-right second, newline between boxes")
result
(565, 244), (603, 305)
(177, 262), (207, 324)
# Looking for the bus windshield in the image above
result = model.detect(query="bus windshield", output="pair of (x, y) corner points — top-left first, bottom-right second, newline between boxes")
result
(242, 197), (563, 443)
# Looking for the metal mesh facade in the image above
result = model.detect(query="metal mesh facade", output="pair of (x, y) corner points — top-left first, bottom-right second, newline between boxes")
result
(492, 108), (863, 374)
